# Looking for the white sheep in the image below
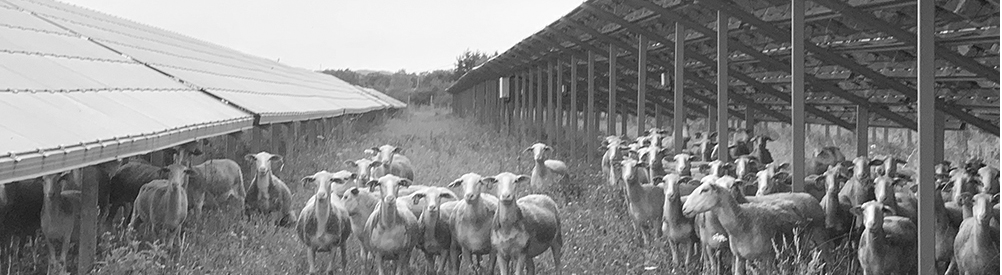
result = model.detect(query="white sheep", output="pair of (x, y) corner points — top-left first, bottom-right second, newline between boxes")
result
(187, 159), (245, 218)
(485, 172), (563, 275)
(296, 170), (353, 274)
(244, 152), (296, 226)
(40, 172), (81, 275)
(370, 145), (416, 181)
(345, 158), (384, 190)
(873, 176), (918, 222)
(932, 183), (959, 274)
(129, 164), (192, 248)
(363, 174), (420, 275)
(398, 186), (460, 274)
(601, 136), (628, 186)
(669, 153), (696, 177)
(953, 193), (1000, 275)
(850, 201), (917, 275)
(341, 187), (379, 263)
(661, 173), (698, 266)
(524, 143), (570, 189)
(442, 173), (500, 274)
(619, 158), (664, 246)
(683, 177), (827, 274)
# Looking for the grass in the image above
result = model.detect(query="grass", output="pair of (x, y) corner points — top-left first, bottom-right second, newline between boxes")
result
(2, 105), (998, 274)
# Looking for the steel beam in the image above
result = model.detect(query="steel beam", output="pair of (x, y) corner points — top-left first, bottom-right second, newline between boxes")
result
(570, 55), (579, 155)
(556, 59), (565, 145)
(674, 22), (686, 154)
(717, 11), (730, 163)
(791, 0), (806, 192)
(638, 35), (648, 137)
(587, 51), (597, 163)
(537, 65), (545, 140)
(916, 0), (936, 273)
(608, 44), (618, 136)
(856, 106), (869, 157)
(548, 60), (556, 145)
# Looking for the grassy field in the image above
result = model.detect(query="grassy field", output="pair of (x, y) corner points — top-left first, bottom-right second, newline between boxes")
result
(3, 106), (998, 274)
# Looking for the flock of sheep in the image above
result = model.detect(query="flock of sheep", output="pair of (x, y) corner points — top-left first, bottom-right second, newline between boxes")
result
(601, 127), (1000, 275)
(1, 127), (1000, 275)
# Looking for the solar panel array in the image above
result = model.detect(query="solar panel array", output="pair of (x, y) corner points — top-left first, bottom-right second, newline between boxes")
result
(0, 0), (404, 184)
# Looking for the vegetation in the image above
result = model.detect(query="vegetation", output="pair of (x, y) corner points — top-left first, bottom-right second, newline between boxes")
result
(319, 50), (496, 108)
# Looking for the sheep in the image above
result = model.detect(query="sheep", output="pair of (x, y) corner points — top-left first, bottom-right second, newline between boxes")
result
(524, 143), (570, 189)
(187, 159), (246, 218)
(59, 162), (120, 231)
(932, 183), (960, 275)
(370, 145), (416, 181)
(669, 153), (697, 177)
(442, 173), (500, 274)
(363, 174), (420, 275)
(808, 164), (853, 236)
(40, 171), (81, 275)
(690, 172), (733, 275)
(953, 193), (1001, 275)
(485, 172), (563, 275)
(839, 157), (881, 230)
(342, 187), (380, 262)
(345, 158), (385, 187)
(0, 178), (43, 249)
(601, 136), (629, 186)
(661, 173), (698, 266)
(128, 164), (193, 247)
(107, 161), (167, 228)
(692, 132), (718, 161)
(978, 166), (1000, 195)
(244, 152), (296, 226)
(296, 170), (353, 274)
(734, 155), (760, 183)
(812, 147), (846, 176)
(683, 177), (826, 275)
(873, 176), (918, 222)
(748, 136), (773, 165)
(638, 145), (669, 182)
(709, 130), (752, 161)
(874, 156), (909, 181)
(619, 158), (665, 246)
(945, 171), (978, 227)
(405, 187), (460, 275)
(850, 201), (917, 275)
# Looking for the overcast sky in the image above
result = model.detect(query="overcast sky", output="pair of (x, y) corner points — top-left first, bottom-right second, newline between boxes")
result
(58, 0), (582, 73)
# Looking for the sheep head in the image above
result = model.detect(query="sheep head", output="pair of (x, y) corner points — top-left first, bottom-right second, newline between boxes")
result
(372, 145), (403, 169)
(162, 163), (195, 189)
(485, 172), (529, 205)
(681, 178), (732, 217)
(411, 187), (457, 214)
(662, 174), (692, 199)
(344, 159), (383, 187)
(973, 193), (997, 225)
(525, 143), (552, 162)
(851, 201), (895, 231)
(448, 173), (487, 203)
(366, 174), (410, 205)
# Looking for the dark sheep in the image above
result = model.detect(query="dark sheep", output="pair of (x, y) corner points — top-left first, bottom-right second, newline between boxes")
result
(0, 179), (44, 248)
(812, 147), (846, 176)
(107, 161), (167, 228)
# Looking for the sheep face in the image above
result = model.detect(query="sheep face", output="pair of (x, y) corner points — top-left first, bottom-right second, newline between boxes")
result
(875, 156), (907, 178)
(619, 158), (644, 185)
(852, 201), (894, 231)
(972, 193), (996, 224)
(411, 187), (457, 215)
(344, 159), (382, 189)
(873, 176), (900, 207)
(372, 145), (403, 170)
(161, 164), (196, 189)
(750, 136), (772, 150)
(485, 172), (529, 205)
(245, 152), (282, 176)
(41, 172), (73, 197)
(639, 146), (667, 169)
(848, 157), (876, 180)
(303, 170), (355, 206)
(708, 160), (733, 178)
(735, 155), (759, 182)
(662, 174), (692, 199)
(367, 174), (411, 205)
(447, 173), (488, 203)
(977, 166), (999, 194)
(681, 180), (729, 217)
(342, 187), (375, 217)
(525, 143), (552, 162)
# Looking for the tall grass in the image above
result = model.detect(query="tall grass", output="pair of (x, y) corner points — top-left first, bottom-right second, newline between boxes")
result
(4, 106), (998, 274)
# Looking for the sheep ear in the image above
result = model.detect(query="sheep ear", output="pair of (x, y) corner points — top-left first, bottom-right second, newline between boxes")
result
(398, 178), (412, 187)
(777, 163), (791, 171)
(393, 147), (404, 154)
(910, 184), (919, 193)
(869, 159), (884, 166)
(301, 176), (315, 188)
(805, 174), (822, 183)
(159, 167), (171, 177)
(365, 180), (379, 192)
(244, 154), (256, 162)
(895, 158), (908, 165)
(369, 147), (380, 153)
(698, 164), (710, 174)
(524, 147), (533, 152)
(446, 179), (462, 188)
(993, 194), (1000, 204)
(348, 172), (357, 181)
(515, 175), (530, 185)
(184, 168), (197, 177)
(849, 206), (863, 217)
(678, 176), (692, 184)
(370, 160), (383, 167)
(882, 205), (897, 216)
(411, 193), (426, 205)
(349, 188), (360, 195)
(544, 146), (553, 151)
(344, 160), (357, 168)
(480, 177), (498, 186)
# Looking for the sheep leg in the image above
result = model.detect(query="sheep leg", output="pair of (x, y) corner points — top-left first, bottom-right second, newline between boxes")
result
(46, 238), (59, 274)
(326, 247), (340, 274)
(551, 239), (562, 275)
(193, 191), (205, 219)
(523, 256), (535, 275)
(338, 244), (347, 272)
(305, 248), (318, 274)
(425, 253), (436, 275)
(487, 250), (497, 275)
(374, 253), (385, 275)
(462, 249), (473, 274)
(944, 260), (957, 275)
(59, 229), (73, 274)
(496, 254), (509, 275)
(732, 256), (746, 275)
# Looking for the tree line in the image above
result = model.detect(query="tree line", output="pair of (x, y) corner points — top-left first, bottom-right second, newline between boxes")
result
(319, 50), (497, 107)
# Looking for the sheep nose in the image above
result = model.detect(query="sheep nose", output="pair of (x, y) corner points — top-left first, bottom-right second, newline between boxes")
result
(427, 204), (438, 212)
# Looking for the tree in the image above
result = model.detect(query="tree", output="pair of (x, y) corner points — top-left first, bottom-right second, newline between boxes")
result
(452, 49), (497, 81)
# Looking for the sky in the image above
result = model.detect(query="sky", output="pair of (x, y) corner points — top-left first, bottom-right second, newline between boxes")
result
(58, 0), (583, 73)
